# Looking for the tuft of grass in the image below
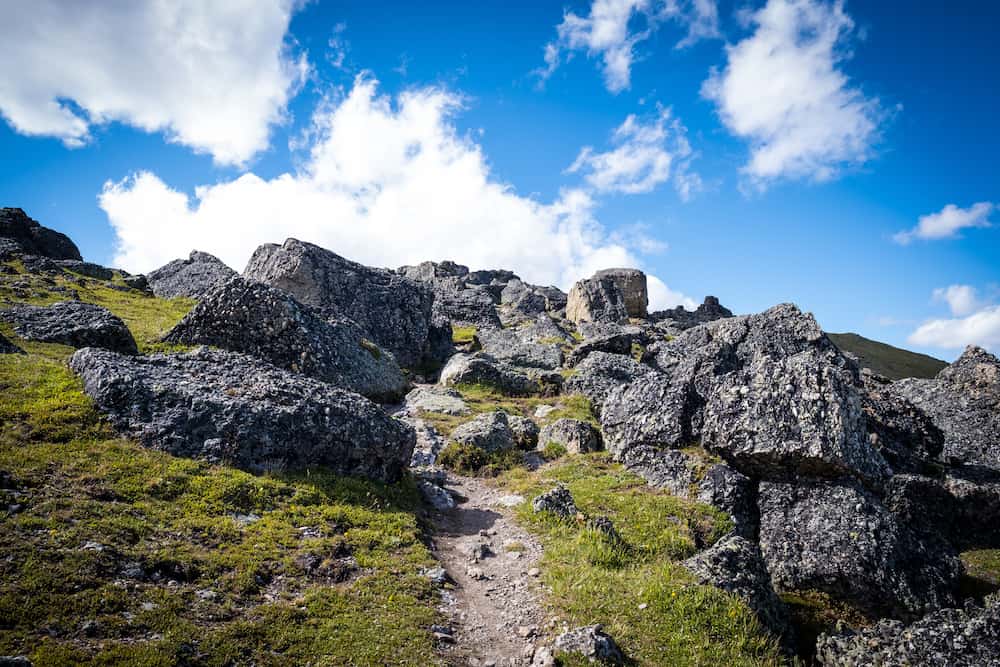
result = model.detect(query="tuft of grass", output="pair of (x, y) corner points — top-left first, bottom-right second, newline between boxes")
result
(540, 442), (568, 461)
(497, 455), (782, 665)
(780, 590), (874, 661)
(437, 442), (523, 477)
(451, 325), (477, 345)
(960, 549), (1000, 599)
(542, 394), (598, 427)
(360, 338), (381, 359)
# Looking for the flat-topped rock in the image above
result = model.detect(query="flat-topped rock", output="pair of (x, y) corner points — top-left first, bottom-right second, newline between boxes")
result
(147, 250), (237, 299)
(566, 268), (647, 324)
(1, 302), (137, 354)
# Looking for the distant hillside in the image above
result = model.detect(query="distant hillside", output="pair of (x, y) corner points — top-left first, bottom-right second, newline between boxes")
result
(828, 332), (947, 380)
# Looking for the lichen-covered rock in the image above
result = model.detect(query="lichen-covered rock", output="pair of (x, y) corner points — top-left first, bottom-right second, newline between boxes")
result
(1, 302), (137, 354)
(439, 352), (539, 396)
(538, 418), (602, 454)
(566, 268), (647, 324)
(861, 369), (944, 474)
(476, 327), (562, 370)
(450, 411), (518, 452)
(565, 326), (647, 367)
(163, 277), (407, 402)
(399, 261), (503, 330)
(563, 352), (655, 415)
(553, 625), (624, 665)
(696, 463), (757, 538)
(683, 535), (791, 640)
(602, 371), (693, 459)
(499, 279), (566, 323)
(147, 250), (237, 299)
(758, 478), (961, 618)
(403, 386), (470, 416)
(0, 331), (24, 355)
(651, 295), (733, 330)
(69, 346), (415, 482)
(892, 346), (1000, 468)
(815, 595), (1000, 667)
(244, 239), (440, 367)
(509, 415), (540, 450)
(532, 485), (579, 520)
(55, 260), (115, 281)
(122, 274), (150, 293)
(0, 207), (82, 260)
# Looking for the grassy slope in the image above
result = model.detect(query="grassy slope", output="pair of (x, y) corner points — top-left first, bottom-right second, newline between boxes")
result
(0, 264), (441, 665)
(828, 332), (947, 380)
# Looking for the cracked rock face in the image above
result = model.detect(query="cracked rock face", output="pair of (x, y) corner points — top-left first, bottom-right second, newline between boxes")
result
(476, 327), (563, 370)
(403, 386), (470, 416)
(1, 301), (138, 355)
(244, 238), (440, 368)
(758, 478), (961, 618)
(450, 411), (520, 452)
(538, 418), (602, 454)
(892, 346), (1000, 468)
(563, 352), (655, 416)
(439, 352), (540, 396)
(163, 277), (407, 402)
(0, 207), (82, 260)
(146, 250), (237, 299)
(566, 268), (647, 324)
(651, 295), (733, 330)
(69, 346), (415, 482)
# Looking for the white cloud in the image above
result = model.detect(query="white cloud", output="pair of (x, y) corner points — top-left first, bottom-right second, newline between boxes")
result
(537, 0), (720, 93)
(99, 76), (692, 309)
(909, 305), (1000, 352)
(701, 0), (882, 186)
(648, 275), (697, 310)
(0, 0), (307, 166)
(567, 107), (701, 199)
(932, 285), (983, 317)
(893, 202), (994, 245)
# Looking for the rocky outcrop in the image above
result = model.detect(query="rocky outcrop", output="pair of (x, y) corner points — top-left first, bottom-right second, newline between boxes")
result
(651, 296), (733, 329)
(538, 418), (602, 454)
(0, 208), (82, 260)
(55, 260), (115, 281)
(562, 352), (654, 415)
(475, 328), (562, 370)
(69, 346), (415, 482)
(499, 279), (566, 323)
(163, 277), (407, 402)
(439, 353), (541, 396)
(147, 251), (237, 299)
(1, 302), (137, 354)
(758, 478), (961, 618)
(683, 535), (790, 640)
(399, 260), (503, 330)
(403, 386), (470, 416)
(0, 331), (24, 354)
(566, 268), (647, 324)
(892, 346), (1000, 468)
(815, 594), (1000, 667)
(532, 485), (579, 520)
(861, 369), (944, 474)
(244, 239), (441, 367)
(564, 325), (647, 367)
(450, 411), (521, 452)
(553, 625), (624, 665)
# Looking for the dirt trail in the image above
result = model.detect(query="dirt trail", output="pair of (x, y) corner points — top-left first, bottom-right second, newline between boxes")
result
(430, 473), (549, 667)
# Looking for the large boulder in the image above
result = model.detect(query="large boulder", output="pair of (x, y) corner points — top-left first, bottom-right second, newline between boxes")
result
(892, 346), (1000, 468)
(147, 250), (237, 299)
(403, 386), (470, 416)
(499, 279), (566, 323)
(860, 369), (944, 474)
(538, 418), (602, 454)
(565, 325), (647, 367)
(475, 327), (562, 370)
(69, 347), (415, 482)
(55, 260), (115, 281)
(563, 352), (655, 415)
(439, 352), (541, 396)
(450, 411), (519, 452)
(566, 268), (647, 324)
(683, 534), (791, 640)
(651, 295), (733, 330)
(758, 478), (961, 618)
(0, 207), (82, 260)
(399, 260), (502, 330)
(815, 594), (1000, 667)
(162, 277), (407, 402)
(244, 239), (439, 367)
(1, 302), (137, 354)
(0, 331), (24, 355)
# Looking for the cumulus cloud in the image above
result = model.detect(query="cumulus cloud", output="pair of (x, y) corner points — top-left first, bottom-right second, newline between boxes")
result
(99, 76), (691, 309)
(567, 107), (701, 199)
(537, 0), (720, 93)
(932, 285), (983, 317)
(893, 202), (994, 245)
(909, 306), (1000, 352)
(0, 0), (307, 165)
(702, 0), (882, 186)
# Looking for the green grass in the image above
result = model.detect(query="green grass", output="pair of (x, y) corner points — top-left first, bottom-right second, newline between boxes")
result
(450, 384), (596, 426)
(960, 549), (1000, 599)
(451, 325), (477, 345)
(540, 441), (568, 460)
(828, 332), (946, 380)
(496, 456), (783, 666)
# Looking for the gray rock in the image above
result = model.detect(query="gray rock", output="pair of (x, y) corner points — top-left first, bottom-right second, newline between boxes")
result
(532, 485), (579, 520)
(1, 301), (137, 354)
(499, 279), (565, 322)
(244, 239), (441, 367)
(163, 277), (407, 402)
(147, 250), (237, 299)
(566, 268), (647, 324)
(439, 352), (539, 396)
(408, 419), (447, 468)
(509, 415), (540, 450)
(404, 386), (470, 416)
(563, 352), (655, 415)
(683, 534), (791, 640)
(476, 328), (563, 370)
(565, 327), (646, 366)
(55, 260), (115, 281)
(0, 657), (33, 667)
(650, 295), (733, 330)
(696, 464), (757, 539)
(69, 346), (415, 482)
(398, 260), (470, 282)
(538, 418), (602, 454)
(861, 369), (944, 474)
(553, 624), (624, 664)
(0, 207), (82, 260)
(122, 274), (150, 293)
(758, 478), (961, 618)
(434, 286), (502, 330)
(815, 595), (1000, 667)
(0, 331), (24, 355)
(450, 411), (518, 452)
(893, 346), (1000, 468)
(620, 445), (697, 497)
(418, 480), (456, 511)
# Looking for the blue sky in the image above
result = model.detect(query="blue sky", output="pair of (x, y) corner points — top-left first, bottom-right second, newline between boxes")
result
(0, 0), (997, 360)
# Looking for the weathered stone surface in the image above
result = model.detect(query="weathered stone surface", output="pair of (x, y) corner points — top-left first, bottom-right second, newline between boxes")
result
(651, 295), (733, 329)
(55, 260), (114, 281)
(509, 415), (540, 450)
(403, 386), (470, 416)
(163, 277), (407, 402)
(696, 464), (757, 538)
(861, 369), (944, 474)
(439, 353), (539, 396)
(399, 261), (502, 330)
(450, 411), (518, 452)
(532, 485), (579, 520)
(418, 480), (456, 511)
(553, 625), (624, 665)
(538, 418), (602, 454)
(0, 207), (82, 260)
(893, 346), (1000, 468)
(122, 274), (150, 293)
(1, 302), (137, 354)
(499, 279), (566, 323)
(758, 478), (961, 618)
(566, 268), (647, 324)
(475, 328), (562, 370)
(815, 595), (1000, 667)
(244, 239), (440, 367)
(683, 535), (790, 639)
(565, 326), (647, 367)
(407, 419), (446, 468)
(620, 446), (697, 497)
(398, 260), (470, 283)
(0, 331), (24, 355)
(69, 346), (415, 482)
(563, 352), (655, 415)
(147, 250), (237, 299)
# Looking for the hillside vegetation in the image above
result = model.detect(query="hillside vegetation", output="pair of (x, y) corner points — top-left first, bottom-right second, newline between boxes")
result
(828, 332), (946, 380)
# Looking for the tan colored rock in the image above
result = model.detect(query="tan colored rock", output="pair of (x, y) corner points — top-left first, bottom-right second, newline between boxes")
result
(566, 268), (647, 324)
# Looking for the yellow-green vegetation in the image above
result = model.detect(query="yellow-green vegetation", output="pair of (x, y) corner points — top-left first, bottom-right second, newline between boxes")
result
(498, 455), (783, 665)
(780, 590), (873, 660)
(539, 441), (568, 461)
(960, 549), (1000, 599)
(630, 342), (646, 362)
(451, 383), (597, 427)
(451, 325), (477, 345)
(0, 263), (443, 665)
(437, 441), (524, 477)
